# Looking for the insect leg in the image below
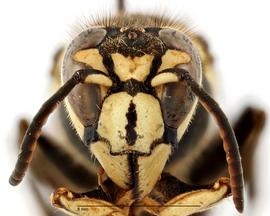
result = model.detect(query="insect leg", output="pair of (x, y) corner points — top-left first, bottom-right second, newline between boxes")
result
(188, 107), (266, 198)
(18, 119), (98, 191)
(17, 119), (69, 215)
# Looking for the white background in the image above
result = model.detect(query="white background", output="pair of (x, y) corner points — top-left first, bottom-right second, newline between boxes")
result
(0, 0), (269, 215)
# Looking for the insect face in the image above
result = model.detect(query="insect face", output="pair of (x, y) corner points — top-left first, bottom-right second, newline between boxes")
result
(62, 26), (203, 199)
(9, 5), (245, 214)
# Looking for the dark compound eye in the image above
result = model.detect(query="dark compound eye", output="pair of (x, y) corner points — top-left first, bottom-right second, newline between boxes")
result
(156, 29), (203, 133)
(158, 28), (202, 83)
(161, 81), (196, 129)
(62, 28), (107, 137)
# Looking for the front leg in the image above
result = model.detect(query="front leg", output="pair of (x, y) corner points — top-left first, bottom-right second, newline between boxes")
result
(187, 107), (266, 195)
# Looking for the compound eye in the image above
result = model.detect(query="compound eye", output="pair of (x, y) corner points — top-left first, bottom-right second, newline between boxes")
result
(154, 29), (203, 130)
(61, 28), (107, 138)
(160, 77), (196, 129)
(158, 28), (202, 83)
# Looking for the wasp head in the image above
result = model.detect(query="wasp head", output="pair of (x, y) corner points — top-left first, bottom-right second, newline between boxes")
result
(61, 20), (202, 199)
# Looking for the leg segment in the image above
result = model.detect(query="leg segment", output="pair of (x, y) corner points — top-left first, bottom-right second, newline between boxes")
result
(16, 119), (98, 191)
(188, 107), (266, 198)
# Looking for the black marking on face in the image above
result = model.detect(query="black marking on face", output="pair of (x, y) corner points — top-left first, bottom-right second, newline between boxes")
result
(163, 125), (178, 146)
(102, 54), (121, 85)
(123, 79), (144, 96)
(83, 124), (99, 146)
(145, 55), (163, 87)
(122, 79), (154, 96)
(128, 153), (140, 200)
(125, 102), (137, 146)
(108, 138), (166, 157)
(99, 28), (165, 57)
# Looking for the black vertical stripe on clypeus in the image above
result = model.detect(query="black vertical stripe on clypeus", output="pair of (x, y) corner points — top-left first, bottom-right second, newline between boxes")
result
(125, 102), (137, 146)
(128, 153), (140, 200)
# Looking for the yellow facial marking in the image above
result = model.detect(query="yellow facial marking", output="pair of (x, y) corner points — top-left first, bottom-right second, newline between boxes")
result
(151, 73), (178, 87)
(90, 141), (130, 189)
(97, 92), (164, 154)
(132, 93), (164, 153)
(158, 50), (191, 72)
(84, 74), (112, 87)
(73, 49), (108, 74)
(97, 92), (132, 153)
(138, 144), (171, 198)
(111, 53), (154, 81)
